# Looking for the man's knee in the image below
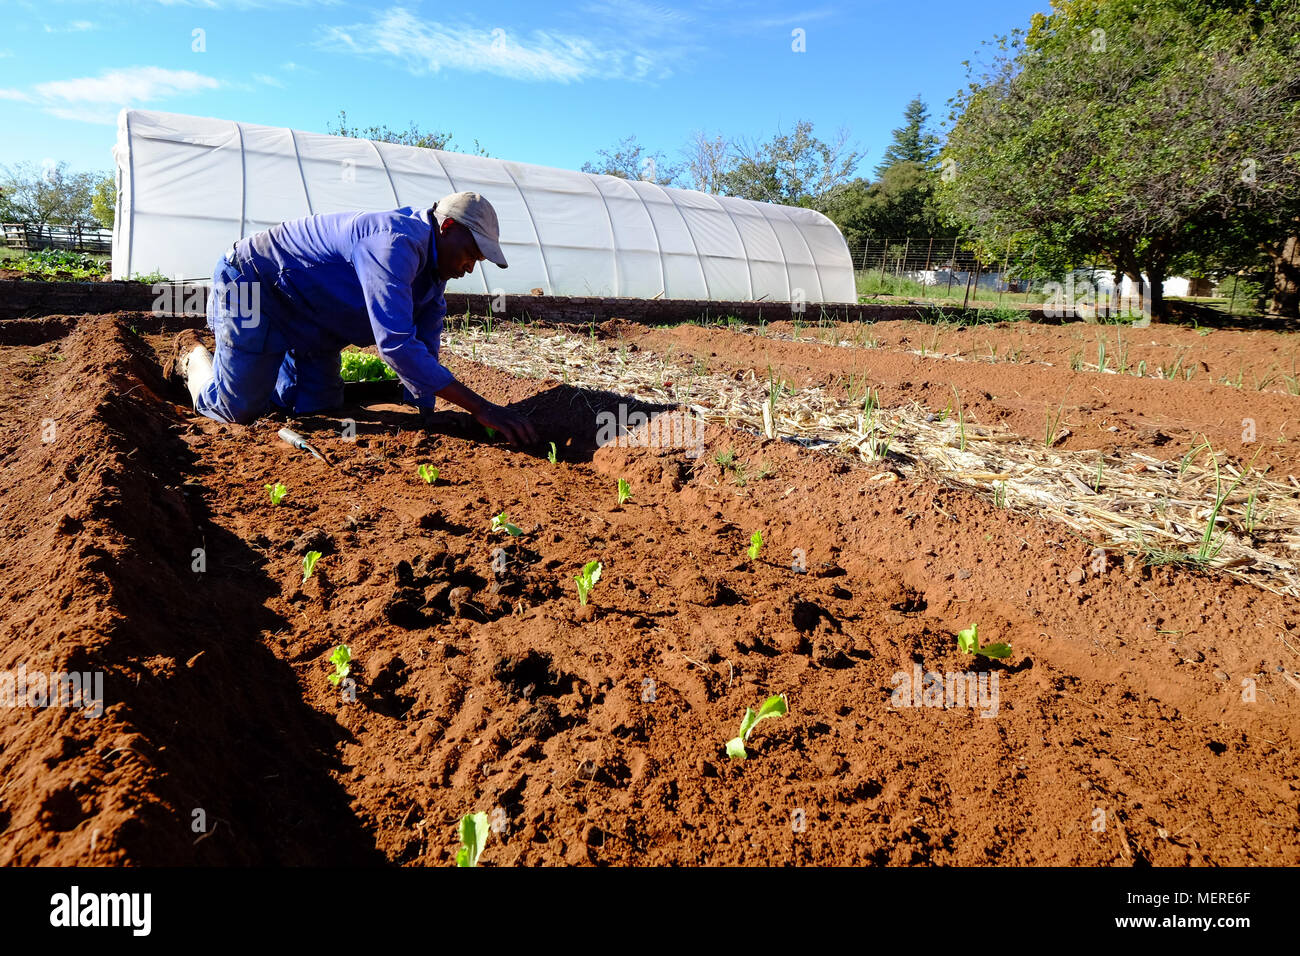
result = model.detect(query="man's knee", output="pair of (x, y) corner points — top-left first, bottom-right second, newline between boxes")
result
(196, 338), (286, 426)
(194, 386), (267, 425)
(220, 404), (265, 426)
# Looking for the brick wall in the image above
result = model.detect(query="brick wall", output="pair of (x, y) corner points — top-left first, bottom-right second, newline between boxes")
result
(0, 279), (1051, 327)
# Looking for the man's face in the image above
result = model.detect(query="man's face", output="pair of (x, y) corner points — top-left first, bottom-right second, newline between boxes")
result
(435, 218), (485, 282)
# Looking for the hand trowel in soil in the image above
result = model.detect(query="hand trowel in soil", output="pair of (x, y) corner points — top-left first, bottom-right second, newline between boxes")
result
(278, 427), (331, 466)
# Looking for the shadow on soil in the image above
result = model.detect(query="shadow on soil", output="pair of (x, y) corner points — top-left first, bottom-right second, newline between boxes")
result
(93, 326), (386, 864)
(295, 379), (680, 467)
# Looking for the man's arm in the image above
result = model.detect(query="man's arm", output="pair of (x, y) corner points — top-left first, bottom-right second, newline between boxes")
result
(432, 379), (538, 445)
(352, 234), (537, 445)
(352, 234), (453, 397)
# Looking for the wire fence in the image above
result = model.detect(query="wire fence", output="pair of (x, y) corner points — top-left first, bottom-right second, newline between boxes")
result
(853, 236), (1269, 317)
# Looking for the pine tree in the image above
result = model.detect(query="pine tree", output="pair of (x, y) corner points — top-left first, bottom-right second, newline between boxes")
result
(874, 97), (940, 178)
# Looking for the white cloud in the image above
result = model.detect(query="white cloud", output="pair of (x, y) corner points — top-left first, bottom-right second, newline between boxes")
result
(748, 7), (836, 29)
(315, 6), (686, 83)
(578, 0), (694, 38)
(46, 105), (122, 125)
(44, 21), (97, 33)
(128, 0), (342, 7)
(2, 66), (221, 124)
(35, 66), (219, 103)
(253, 73), (284, 87)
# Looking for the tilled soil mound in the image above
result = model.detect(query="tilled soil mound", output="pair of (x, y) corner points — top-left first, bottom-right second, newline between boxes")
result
(0, 314), (1296, 865)
(0, 319), (379, 864)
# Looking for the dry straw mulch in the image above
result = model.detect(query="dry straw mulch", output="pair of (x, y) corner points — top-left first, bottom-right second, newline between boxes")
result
(444, 322), (1300, 598)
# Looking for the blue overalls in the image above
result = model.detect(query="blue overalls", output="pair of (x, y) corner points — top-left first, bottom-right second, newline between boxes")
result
(196, 206), (452, 425)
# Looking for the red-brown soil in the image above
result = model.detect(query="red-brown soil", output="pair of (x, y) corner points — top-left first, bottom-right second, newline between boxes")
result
(0, 312), (1296, 866)
(621, 318), (1300, 476)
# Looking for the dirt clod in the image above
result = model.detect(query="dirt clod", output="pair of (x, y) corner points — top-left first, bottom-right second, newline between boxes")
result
(292, 527), (334, 554)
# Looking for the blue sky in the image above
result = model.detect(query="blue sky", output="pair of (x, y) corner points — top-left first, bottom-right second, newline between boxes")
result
(1, 0), (1047, 179)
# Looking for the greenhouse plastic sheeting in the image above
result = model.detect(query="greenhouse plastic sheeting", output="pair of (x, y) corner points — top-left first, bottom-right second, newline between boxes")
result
(111, 110), (856, 302)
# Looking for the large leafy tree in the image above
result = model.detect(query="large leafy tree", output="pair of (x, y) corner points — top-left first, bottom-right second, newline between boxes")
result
(720, 120), (863, 209)
(939, 0), (1300, 319)
(873, 96), (941, 177)
(0, 161), (102, 227)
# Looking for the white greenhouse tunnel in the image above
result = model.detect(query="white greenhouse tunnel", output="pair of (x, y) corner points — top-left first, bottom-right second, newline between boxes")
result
(111, 110), (857, 303)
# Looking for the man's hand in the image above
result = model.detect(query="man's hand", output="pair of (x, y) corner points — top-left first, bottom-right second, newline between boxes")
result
(435, 378), (538, 446)
(473, 401), (538, 446)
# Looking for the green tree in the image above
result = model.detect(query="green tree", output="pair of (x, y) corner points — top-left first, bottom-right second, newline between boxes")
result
(939, 0), (1300, 319)
(0, 161), (101, 226)
(823, 97), (955, 260)
(90, 173), (115, 229)
(720, 120), (863, 210)
(874, 96), (941, 177)
(680, 130), (733, 194)
(823, 161), (956, 255)
(581, 135), (682, 186)
(326, 110), (491, 156)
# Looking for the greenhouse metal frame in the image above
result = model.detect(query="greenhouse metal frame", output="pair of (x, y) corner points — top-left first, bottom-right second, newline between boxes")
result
(112, 109), (855, 303)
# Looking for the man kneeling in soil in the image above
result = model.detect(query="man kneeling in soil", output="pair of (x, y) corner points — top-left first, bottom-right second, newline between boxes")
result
(173, 191), (537, 445)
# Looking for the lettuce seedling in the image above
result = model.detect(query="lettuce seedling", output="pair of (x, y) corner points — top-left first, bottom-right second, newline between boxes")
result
(456, 812), (489, 867)
(484, 426), (498, 439)
(302, 550), (321, 582)
(490, 512), (523, 536)
(575, 560), (602, 606)
(265, 481), (287, 505)
(617, 478), (632, 505)
(328, 644), (351, 686)
(340, 350), (396, 383)
(726, 694), (787, 760)
(418, 464), (440, 484)
(956, 623), (1011, 660)
(547, 442), (558, 465)
(748, 530), (763, 560)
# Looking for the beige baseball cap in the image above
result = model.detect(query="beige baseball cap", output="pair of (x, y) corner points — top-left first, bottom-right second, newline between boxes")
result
(433, 191), (507, 269)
